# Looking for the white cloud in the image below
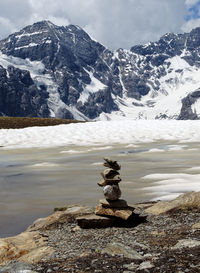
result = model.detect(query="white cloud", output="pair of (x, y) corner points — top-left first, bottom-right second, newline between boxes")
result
(0, 17), (16, 39)
(27, 0), (187, 49)
(0, 0), (195, 49)
(182, 18), (200, 32)
(185, 0), (199, 7)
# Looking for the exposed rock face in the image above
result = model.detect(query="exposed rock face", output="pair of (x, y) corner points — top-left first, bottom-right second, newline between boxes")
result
(0, 65), (49, 117)
(1, 21), (200, 120)
(178, 89), (200, 120)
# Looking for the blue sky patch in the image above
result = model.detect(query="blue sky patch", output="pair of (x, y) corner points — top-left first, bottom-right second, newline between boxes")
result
(185, 1), (200, 21)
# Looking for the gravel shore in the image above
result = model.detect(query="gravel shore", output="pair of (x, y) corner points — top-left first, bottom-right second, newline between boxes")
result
(32, 206), (200, 272)
(1, 194), (200, 273)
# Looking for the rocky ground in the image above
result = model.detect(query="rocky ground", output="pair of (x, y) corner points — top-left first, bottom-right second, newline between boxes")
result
(1, 192), (200, 273)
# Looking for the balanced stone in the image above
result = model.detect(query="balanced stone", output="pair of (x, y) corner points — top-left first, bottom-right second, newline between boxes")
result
(101, 169), (120, 180)
(100, 199), (128, 208)
(103, 185), (121, 201)
(103, 158), (121, 170)
(95, 204), (133, 220)
(98, 177), (121, 187)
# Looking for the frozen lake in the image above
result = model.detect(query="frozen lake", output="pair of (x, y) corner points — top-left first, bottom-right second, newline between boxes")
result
(1, 140), (200, 237)
(1, 120), (200, 237)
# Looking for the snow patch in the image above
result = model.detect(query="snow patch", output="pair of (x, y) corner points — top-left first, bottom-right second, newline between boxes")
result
(78, 69), (107, 104)
(15, 43), (38, 50)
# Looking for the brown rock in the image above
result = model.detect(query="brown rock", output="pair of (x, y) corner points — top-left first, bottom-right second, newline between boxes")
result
(101, 169), (120, 180)
(103, 158), (121, 170)
(151, 230), (166, 236)
(0, 231), (54, 265)
(98, 179), (107, 187)
(145, 191), (200, 215)
(76, 214), (115, 228)
(100, 199), (128, 208)
(0, 205), (93, 265)
(97, 177), (121, 187)
(27, 205), (93, 231)
(192, 222), (200, 229)
(95, 204), (133, 220)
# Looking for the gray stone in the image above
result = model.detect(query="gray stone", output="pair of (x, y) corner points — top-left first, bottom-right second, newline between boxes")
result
(101, 242), (143, 260)
(123, 262), (138, 270)
(103, 184), (121, 201)
(171, 239), (200, 250)
(0, 262), (37, 273)
(138, 261), (154, 270)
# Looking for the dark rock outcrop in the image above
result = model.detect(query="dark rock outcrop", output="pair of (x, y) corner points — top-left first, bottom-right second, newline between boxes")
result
(0, 65), (49, 117)
(1, 21), (200, 120)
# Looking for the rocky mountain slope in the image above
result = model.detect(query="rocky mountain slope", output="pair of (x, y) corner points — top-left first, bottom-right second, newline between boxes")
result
(1, 21), (200, 120)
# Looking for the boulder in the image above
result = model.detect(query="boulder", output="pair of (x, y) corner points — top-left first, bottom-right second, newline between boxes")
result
(0, 231), (54, 265)
(145, 191), (200, 215)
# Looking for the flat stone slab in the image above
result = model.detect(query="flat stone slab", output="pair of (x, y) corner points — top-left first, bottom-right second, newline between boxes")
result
(100, 199), (128, 208)
(101, 242), (143, 260)
(171, 239), (200, 250)
(95, 204), (133, 220)
(76, 214), (115, 228)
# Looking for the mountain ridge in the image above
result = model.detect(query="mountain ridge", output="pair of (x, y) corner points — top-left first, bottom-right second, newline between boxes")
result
(0, 20), (200, 120)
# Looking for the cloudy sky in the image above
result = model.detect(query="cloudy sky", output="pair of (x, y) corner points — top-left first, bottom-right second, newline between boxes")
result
(0, 0), (200, 49)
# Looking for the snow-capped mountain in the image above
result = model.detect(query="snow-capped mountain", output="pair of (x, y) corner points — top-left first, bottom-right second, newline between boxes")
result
(0, 20), (200, 120)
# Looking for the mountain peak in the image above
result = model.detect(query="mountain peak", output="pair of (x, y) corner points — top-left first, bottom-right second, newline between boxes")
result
(1, 21), (200, 120)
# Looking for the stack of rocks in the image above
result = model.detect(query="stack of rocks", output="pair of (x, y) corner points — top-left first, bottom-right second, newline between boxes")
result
(98, 158), (122, 201)
(95, 158), (134, 221)
(77, 158), (145, 228)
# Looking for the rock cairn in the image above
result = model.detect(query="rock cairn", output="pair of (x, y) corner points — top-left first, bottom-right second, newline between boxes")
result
(98, 158), (122, 201)
(77, 158), (145, 228)
(95, 158), (133, 220)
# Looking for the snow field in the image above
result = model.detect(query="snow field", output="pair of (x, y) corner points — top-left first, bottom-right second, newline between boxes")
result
(1, 120), (200, 149)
